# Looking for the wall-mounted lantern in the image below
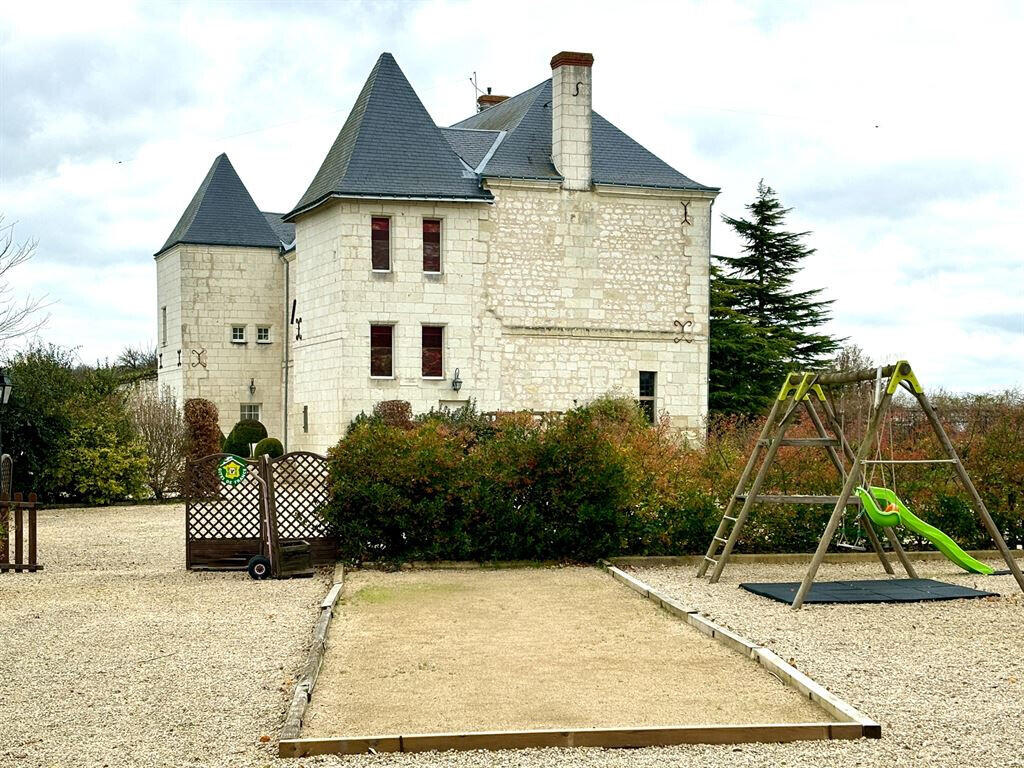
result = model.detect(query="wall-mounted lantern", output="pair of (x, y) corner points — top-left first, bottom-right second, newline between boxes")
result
(451, 368), (463, 393)
(248, 378), (257, 397)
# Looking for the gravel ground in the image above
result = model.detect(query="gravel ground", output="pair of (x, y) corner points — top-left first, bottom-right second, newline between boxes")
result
(0, 503), (329, 768)
(4, 505), (1021, 767)
(304, 568), (820, 737)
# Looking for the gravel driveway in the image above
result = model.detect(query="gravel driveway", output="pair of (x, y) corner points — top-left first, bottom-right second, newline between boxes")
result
(3, 504), (1021, 767)
(0, 503), (329, 768)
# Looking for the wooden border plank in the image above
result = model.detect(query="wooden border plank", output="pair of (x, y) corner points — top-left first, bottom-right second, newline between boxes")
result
(280, 722), (866, 756)
(598, 563), (880, 738)
(278, 566), (345, 745)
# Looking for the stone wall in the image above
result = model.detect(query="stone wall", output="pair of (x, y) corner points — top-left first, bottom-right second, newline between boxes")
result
(162, 182), (713, 453)
(285, 181), (712, 451)
(155, 247), (184, 407)
(288, 199), (491, 452)
(485, 180), (712, 437)
(159, 243), (286, 440)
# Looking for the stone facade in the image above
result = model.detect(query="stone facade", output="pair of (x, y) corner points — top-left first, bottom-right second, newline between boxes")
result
(156, 243), (285, 439)
(281, 182), (712, 452)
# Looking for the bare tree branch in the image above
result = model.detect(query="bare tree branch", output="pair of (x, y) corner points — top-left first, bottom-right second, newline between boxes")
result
(0, 216), (49, 347)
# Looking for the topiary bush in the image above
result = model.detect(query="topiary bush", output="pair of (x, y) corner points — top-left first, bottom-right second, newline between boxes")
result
(223, 419), (268, 458)
(253, 437), (284, 459)
(184, 398), (221, 460)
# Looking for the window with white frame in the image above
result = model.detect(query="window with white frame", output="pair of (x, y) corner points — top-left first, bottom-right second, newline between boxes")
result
(161, 306), (167, 347)
(240, 403), (261, 421)
(231, 325), (246, 343)
(257, 326), (271, 343)
(423, 219), (441, 272)
(370, 324), (394, 377)
(422, 325), (443, 378)
(371, 217), (391, 271)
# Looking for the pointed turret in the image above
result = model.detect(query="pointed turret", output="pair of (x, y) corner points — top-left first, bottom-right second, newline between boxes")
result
(286, 53), (490, 219)
(156, 153), (281, 256)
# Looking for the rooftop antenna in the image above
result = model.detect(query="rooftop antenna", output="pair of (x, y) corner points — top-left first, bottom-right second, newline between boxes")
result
(469, 71), (484, 109)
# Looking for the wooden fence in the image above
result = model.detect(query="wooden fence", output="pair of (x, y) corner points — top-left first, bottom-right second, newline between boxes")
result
(184, 451), (336, 570)
(1, 492), (42, 573)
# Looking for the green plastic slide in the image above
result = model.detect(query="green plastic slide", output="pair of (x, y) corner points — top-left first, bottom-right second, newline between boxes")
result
(854, 485), (994, 575)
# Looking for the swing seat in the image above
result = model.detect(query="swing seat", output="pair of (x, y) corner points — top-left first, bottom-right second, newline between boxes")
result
(854, 486), (994, 575)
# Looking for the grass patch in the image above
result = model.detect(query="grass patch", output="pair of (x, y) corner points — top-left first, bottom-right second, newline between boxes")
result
(349, 581), (467, 605)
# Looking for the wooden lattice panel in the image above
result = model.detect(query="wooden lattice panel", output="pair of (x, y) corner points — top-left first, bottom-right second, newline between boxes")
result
(269, 452), (332, 540)
(185, 454), (262, 541)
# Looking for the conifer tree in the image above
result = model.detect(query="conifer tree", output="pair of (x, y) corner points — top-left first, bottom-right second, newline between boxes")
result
(709, 181), (840, 415)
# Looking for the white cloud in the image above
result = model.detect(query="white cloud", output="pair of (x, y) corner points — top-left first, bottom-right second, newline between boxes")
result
(1, 0), (1021, 390)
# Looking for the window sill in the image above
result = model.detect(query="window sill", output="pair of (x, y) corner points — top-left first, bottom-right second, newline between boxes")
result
(230, 340), (247, 345)
(256, 340), (272, 345)
(369, 375), (395, 380)
(422, 376), (446, 381)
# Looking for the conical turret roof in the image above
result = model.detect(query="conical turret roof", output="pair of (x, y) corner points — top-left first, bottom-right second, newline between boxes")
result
(157, 154), (281, 256)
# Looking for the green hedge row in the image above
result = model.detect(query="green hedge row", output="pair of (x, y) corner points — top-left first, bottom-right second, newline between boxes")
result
(325, 393), (1024, 564)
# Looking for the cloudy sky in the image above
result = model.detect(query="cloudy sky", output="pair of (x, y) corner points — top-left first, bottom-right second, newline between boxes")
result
(1, 0), (1021, 391)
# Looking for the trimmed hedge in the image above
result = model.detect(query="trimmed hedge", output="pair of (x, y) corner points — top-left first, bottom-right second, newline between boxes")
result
(253, 437), (284, 459)
(184, 398), (221, 461)
(223, 419), (268, 458)
(325, 393), (1024, 564)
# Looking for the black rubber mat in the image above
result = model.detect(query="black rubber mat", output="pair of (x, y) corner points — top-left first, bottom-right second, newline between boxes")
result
(740, 578), (997, 604)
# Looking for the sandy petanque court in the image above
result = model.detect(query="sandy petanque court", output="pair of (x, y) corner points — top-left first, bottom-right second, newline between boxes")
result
(301, 567), (824, 739)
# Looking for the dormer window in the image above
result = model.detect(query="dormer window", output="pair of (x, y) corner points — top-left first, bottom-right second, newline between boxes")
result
(371, 217), (390, 271)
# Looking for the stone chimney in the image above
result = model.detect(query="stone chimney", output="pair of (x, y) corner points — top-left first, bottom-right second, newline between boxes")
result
(477, 87), (509, 112)
(550, 51), (594, 190)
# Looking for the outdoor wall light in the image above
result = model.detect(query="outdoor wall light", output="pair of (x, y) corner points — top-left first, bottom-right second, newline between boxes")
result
(451, 368), (463, 393)
(248, 378), (256, 396)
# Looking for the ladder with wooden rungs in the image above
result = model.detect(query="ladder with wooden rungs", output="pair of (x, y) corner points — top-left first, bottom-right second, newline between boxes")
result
(696, 372), (906, 584)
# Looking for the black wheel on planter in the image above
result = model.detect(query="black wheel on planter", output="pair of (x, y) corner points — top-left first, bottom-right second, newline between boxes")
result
(247, 555), (272, 580)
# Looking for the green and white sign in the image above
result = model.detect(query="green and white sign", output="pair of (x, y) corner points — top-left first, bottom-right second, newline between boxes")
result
(217, 456), (247, 486)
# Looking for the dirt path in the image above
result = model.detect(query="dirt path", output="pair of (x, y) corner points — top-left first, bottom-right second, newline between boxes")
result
(303, 567), (824, 738)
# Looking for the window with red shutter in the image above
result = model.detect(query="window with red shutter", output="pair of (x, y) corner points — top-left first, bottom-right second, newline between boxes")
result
(423, 219), (441, 272)
(422, 325), (443, 378)
(371, 217), (390, 271)
(370, 324), (393, 377)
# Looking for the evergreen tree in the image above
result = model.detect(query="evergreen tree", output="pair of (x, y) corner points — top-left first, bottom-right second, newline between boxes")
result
(709, 181), (840, 415)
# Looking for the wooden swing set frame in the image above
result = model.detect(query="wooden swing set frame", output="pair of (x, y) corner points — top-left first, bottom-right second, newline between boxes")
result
(697, 360), (1024, 609)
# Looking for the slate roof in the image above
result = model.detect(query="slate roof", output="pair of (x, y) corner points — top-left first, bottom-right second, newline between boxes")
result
(157, 154), (281, 256)
(440, 128), (502, 170)
(287, 53), (491, 219)
(453, 80), (716, 191)
(262, 212), (295, 247)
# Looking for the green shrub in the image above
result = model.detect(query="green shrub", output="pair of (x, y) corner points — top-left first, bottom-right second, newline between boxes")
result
(324, 392), (1024, 563)
(223, 419), (268, 458)
(48, 395), (148, 505)
(253, 437), (284, 459)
